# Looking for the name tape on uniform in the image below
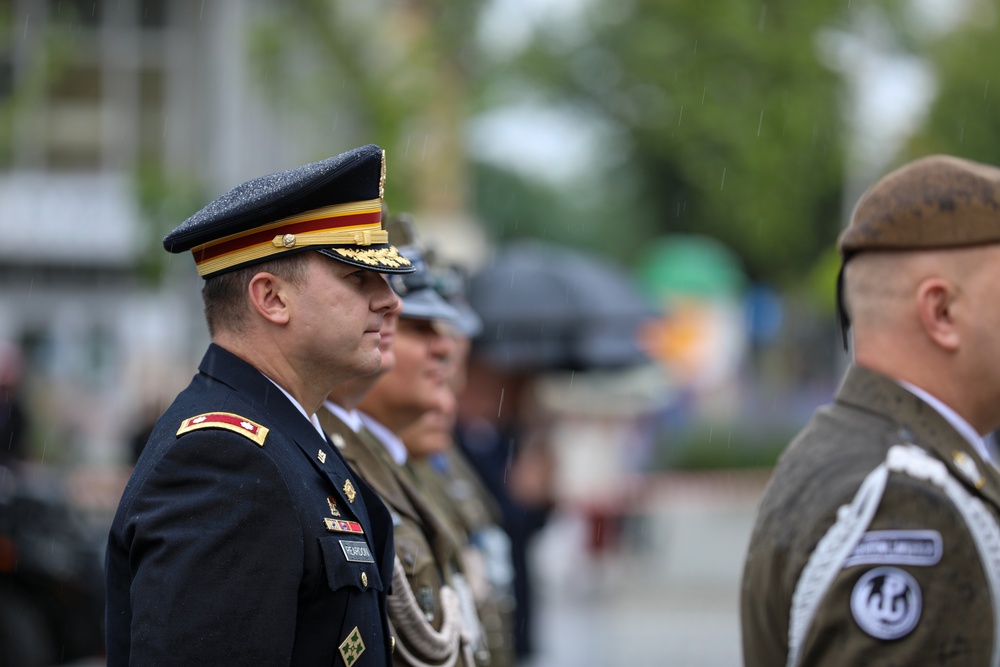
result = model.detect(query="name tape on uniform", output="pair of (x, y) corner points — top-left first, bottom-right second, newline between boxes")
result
(844, 530), (942, 568)
(340, 540), (375, 563)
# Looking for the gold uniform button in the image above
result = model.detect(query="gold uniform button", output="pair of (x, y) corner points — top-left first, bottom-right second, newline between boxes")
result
(361, 571), (368, 587)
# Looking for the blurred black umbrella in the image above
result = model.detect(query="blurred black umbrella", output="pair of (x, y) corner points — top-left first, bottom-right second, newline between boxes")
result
(467, 240), (659, 371)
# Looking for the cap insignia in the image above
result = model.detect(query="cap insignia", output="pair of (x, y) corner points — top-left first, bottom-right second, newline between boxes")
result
(176, 412), (268, 446)
(379, 150), (386, 200)
(333, 246), (412, 269)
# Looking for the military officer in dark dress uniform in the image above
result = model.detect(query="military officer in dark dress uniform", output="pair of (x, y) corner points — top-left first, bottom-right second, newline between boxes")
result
(742, 155), (1000, 666)
(105, 145), (413, 666)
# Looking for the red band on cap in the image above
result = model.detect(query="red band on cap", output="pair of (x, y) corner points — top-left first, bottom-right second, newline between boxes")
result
(195, 210), (381, 262)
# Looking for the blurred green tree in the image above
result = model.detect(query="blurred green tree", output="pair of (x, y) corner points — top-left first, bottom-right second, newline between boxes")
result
(246, 0), (481, 220)
(487, 0), (852, 283)
(906, 2), (1000, 165)
(241, 1), (896, 285)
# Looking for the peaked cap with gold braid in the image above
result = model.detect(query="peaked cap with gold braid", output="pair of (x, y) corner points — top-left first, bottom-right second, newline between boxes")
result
(163, 144), (414, 277)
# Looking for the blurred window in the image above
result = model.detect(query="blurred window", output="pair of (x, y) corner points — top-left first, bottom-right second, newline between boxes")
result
(1, 0), (176, 170)
(138, 67), (164, 161)
(48, 0), (102, 28)
(45, 64), (102, 169)
(138, 0), (168, 29)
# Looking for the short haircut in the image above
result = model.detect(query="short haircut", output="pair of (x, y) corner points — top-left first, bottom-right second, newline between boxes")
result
(202, 252), (311, 337)
(842, 252), (915, 331)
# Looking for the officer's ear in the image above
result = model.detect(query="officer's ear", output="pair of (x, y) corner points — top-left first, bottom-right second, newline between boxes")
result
(247, 271), (292, 326)
(916, 277), (959, 352)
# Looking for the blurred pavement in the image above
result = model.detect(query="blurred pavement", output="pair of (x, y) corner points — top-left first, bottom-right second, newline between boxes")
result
(524, 470), (769, 667)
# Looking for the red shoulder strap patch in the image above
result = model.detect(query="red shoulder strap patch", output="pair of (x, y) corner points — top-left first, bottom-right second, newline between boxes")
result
(176, 412), (269, 446)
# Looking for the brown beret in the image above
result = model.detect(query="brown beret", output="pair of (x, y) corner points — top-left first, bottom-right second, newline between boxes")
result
(838, 154), (1000, 257)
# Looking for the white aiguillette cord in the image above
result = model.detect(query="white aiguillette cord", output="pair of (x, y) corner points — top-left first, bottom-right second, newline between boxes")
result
(387, 554), (473, 667)
(787, 444), (1000, 667)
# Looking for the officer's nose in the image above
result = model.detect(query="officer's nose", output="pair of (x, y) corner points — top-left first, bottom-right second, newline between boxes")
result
(374, 275), (402, 313)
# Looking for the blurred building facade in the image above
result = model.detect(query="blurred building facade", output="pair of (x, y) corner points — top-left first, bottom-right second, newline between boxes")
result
(0, 0), (340, 465)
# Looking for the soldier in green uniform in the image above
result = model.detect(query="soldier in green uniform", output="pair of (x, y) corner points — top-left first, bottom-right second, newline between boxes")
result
(403, 393), (518, 667)
(741, 155), (1000, 666)
(319, 242), (487, 667)
(399, 265), (518, 667)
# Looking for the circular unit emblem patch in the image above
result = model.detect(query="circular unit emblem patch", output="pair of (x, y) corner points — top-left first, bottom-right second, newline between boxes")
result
(850, 566), (922, 640)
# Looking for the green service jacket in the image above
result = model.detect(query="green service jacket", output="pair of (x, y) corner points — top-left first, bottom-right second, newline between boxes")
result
(318, 409), (466, 666)
(741, 364), (1000, 666)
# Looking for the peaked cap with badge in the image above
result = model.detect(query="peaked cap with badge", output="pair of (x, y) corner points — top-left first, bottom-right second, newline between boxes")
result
(742, 154), (1000, 667)
(164, 143), (414, 277)
(106, 145), (399, 666)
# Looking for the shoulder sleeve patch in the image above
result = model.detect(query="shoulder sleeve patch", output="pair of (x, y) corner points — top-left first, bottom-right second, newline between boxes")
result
(176, 412), (269, 446)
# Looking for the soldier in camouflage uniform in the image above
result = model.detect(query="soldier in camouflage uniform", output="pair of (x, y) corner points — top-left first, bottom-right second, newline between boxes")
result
(742, 155), (1000, 666)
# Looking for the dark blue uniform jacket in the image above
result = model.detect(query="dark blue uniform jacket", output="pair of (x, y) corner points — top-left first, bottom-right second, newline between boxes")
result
(105, 344), (394, 666)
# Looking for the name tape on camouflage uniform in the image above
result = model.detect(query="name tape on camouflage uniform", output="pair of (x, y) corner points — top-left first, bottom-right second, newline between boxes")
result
(176, 412), (268, 446)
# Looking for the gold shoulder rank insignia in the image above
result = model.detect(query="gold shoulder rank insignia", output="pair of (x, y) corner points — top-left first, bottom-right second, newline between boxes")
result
(176, 412), (269, 446)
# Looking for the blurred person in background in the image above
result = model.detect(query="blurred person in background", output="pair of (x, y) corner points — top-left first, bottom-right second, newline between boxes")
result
(319, 237), (488, 667)
(400, 258), (517, 667)
(0, 337), (106, 667)
(457, 239), (654, 661)
(402, 351), (518, 667)
(128, 399), (163, 465)
(742, 155), (1000, 666)
(455, 354), (556, 661)
(0, 340), (29, 463)
(106, 145), (411, 666)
